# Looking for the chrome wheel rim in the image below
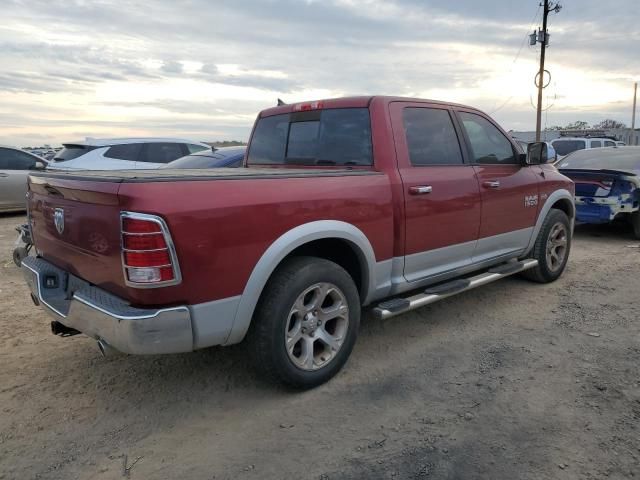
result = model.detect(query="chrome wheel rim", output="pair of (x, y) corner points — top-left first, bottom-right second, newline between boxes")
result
(546, 222), (568, 272)
(285, 282), (349, 371)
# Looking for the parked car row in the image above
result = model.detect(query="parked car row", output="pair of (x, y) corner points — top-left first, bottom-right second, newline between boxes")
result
(14, 93), (640, 389)
(0, 137), (247, 212)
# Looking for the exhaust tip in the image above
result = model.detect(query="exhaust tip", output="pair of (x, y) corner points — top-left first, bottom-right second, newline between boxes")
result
(97, 339), (119, 357)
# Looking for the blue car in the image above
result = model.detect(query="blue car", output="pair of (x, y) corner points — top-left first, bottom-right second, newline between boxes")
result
(161, 145), (246, 169)
(558, 146), (640, 238)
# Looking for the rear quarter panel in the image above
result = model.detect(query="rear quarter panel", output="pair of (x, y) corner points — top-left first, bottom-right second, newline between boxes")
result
(117, 173), (394, 306)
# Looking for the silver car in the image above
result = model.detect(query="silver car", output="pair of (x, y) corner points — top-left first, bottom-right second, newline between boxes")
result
(0, 145), (47, 212)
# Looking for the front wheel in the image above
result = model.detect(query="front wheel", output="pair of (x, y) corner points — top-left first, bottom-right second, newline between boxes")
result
(522, 209), (571, 283)
(246, 256), (361, 389)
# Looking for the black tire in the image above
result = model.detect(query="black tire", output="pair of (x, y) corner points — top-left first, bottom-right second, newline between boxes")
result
(13, 247), (28, 267)
(522, 209), (571, 283)
(631, 212), (640, 240)
(246, 256), (361, 389)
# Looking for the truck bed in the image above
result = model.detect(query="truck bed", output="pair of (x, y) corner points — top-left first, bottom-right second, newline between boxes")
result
(27, 166), (393, 308)
(34, 167), (379, 183)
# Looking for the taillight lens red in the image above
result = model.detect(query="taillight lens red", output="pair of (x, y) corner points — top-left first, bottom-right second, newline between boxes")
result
(124, 250), (171, 267)
(123, 234), (167, 250)
(122, 218), (162, 233)
(121, 213), (179, 286)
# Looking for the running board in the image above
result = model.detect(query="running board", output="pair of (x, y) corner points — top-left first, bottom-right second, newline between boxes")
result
(373, 259), (538, 320)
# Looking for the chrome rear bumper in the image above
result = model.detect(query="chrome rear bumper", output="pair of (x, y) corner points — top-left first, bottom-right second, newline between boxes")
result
(22, 256), (193, 354)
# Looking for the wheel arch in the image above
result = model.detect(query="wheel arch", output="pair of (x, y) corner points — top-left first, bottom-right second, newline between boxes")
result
(524, 188), (575, 255)
(224, 220), (377, 345)
(550, 197), (575, 222)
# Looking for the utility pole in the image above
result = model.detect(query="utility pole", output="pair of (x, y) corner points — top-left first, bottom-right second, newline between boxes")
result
(533, 1), (562, 141)
(632, 82), (637, 145)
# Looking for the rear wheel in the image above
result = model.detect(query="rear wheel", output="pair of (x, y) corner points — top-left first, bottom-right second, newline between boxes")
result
(522, 209), (571, 283)
(631, 212), (640, 239)
(246, 256), (360, 389)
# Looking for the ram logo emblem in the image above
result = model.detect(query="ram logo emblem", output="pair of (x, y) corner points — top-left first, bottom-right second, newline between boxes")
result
(54, 208), (65, 235)
(524, 195), (539, 208)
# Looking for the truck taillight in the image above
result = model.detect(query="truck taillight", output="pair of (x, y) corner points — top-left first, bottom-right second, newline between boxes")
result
(293, 101), (323, 111)
(120, 212), (181, 287)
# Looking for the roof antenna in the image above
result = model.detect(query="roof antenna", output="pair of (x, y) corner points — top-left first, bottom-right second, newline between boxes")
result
(277, 98), (286, 106)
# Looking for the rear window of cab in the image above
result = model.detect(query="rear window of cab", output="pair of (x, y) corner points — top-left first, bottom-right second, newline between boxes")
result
(247, 108), (373, 166)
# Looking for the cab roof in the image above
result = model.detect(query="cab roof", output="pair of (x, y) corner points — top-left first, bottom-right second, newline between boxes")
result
(259, 95), (480, 117)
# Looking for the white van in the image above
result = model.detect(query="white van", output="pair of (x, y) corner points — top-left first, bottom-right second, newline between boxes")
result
(550, 137), (616, 160)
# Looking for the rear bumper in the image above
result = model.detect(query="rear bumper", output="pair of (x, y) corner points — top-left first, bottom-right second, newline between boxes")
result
(22, 256), (194, 354)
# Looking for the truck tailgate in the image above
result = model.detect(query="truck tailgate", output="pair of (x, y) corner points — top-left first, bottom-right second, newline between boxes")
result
(28, 175), (125, 293)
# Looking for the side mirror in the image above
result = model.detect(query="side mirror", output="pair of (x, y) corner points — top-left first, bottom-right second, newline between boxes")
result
(32, 161), (46, 170)
(526, 142), (548, 165)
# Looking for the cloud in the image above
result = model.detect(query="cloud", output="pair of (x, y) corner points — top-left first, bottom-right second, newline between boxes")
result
(0, 0), (638, 145)
(161, 60), (184, 74)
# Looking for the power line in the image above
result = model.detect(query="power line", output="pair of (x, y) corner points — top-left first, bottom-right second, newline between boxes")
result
(488, 4), (542, 114)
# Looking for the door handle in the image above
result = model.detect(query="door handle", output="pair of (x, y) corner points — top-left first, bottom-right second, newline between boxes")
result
(482, 180), (501, 189)
(409, 185), (433, 195)
(0, 173), (8, 177)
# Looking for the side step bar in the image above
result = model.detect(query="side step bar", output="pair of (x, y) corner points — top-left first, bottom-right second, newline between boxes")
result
(373, 259), (538, 320)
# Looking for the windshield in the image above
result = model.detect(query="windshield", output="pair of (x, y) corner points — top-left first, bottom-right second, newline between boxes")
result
(247, 107), (373, 166)
(552, 140), (585, 156)
(557, 148), (640, 172)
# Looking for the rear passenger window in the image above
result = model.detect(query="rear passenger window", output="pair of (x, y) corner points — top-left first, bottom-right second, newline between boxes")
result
(590, 140), (602, 148)
(604, 141), (615, 147)
(140, 143), (185, 164)
(459, 112), (515, 164)
(104, 143), (142, 161)
(403, 108), (463, 166)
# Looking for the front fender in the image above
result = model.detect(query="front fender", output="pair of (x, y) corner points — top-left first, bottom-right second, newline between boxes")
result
(524, 188), (575, 254)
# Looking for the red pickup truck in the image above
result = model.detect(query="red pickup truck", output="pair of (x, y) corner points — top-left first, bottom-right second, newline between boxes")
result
(22, 96), (575, 388)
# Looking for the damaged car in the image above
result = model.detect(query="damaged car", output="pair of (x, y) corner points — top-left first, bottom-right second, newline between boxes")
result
(557, 146), (640, 238)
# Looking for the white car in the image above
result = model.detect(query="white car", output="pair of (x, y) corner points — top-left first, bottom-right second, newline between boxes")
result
(550, 137), (616, 160)
(48, 138), (210, 170)
(0, 145), (47, 212)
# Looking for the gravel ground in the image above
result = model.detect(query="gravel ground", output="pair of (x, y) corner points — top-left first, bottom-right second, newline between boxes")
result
(0, 212), (638, 480)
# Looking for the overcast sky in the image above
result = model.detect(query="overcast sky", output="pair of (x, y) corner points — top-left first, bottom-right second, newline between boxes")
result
(1, 0), (639, 146)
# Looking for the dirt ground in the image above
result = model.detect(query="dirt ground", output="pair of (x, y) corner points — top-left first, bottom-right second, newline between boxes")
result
(0, 212), (638, 480)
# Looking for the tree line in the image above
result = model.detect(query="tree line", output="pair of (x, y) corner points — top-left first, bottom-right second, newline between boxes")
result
(546, 119), (627, 131)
